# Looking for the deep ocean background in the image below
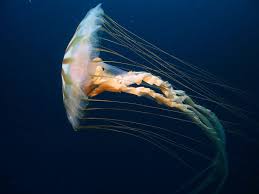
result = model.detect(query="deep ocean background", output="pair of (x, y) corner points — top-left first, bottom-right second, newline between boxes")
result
(1, 0), (259, 194)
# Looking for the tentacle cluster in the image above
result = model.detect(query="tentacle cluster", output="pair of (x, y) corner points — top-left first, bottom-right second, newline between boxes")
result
(62, 4), (231, 194)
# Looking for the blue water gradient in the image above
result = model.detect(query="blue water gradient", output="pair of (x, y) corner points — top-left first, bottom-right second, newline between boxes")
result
(1, 0), (259, 194)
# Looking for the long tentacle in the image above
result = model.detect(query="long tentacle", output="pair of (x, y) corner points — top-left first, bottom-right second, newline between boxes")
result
(86, 65), (227, 194)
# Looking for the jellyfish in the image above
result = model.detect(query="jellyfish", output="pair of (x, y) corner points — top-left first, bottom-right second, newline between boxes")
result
(62, 4), (230, 194)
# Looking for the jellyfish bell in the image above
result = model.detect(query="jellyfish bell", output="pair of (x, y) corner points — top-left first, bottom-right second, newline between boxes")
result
(61, 4), (256, 194)
(62, 4), (104, 128)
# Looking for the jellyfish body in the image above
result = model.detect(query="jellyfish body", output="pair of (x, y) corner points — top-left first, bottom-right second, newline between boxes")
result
(62, 4), (228, 194)
(62, 4), (104, 127)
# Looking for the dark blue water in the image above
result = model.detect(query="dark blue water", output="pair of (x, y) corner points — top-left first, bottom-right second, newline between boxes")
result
(1, 0), (259, 194)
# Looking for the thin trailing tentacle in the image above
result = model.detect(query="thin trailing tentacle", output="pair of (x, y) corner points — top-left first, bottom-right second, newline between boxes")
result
(86, 60), (227, 193)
